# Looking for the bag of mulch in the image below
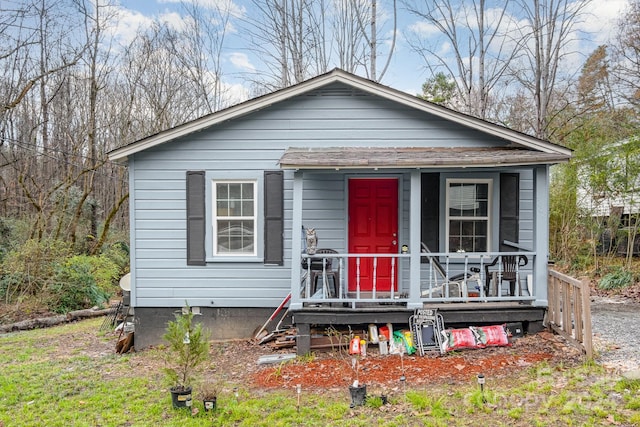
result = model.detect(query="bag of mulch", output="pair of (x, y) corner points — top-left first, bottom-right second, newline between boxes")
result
(471, 324), (511, 347)
(392, 330), (416, 355)
(440, 328), (482, 352)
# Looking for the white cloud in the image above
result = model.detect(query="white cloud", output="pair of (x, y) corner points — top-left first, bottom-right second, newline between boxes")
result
(579, 0), (630, 44)
(407, 21), (441, 38)
(158, 11), (188, 31)
(158, 0), (245, 18)
(228, 52), (256, 72)
(221, 81), (250, 105)
(106, 7), (155, 46)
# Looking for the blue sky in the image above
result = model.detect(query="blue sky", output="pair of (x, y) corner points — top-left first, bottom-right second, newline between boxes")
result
(111, 0), (629, 104)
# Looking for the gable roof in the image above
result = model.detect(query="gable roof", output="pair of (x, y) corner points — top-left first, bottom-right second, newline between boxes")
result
(108, 68), (572, 163)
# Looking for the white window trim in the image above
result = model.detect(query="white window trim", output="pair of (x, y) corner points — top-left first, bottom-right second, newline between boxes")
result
(212, 180), (258, 257)
(445, 178), (492, 253)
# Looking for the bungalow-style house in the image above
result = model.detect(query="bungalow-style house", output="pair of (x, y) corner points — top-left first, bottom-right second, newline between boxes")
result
(108, 69), (572, 351)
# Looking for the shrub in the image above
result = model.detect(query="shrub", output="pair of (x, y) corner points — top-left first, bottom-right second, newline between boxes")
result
(101, 241), (130, 274)
(47, 255), (116, 313)
(0, 239), (72, 303)
(598, 267), (633, 290)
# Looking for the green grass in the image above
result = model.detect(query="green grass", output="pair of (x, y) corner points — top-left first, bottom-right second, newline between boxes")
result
(1, 318), (640, 426)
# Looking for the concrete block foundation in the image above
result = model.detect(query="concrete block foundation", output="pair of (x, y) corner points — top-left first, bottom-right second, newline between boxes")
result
(132, 307), (276, 349)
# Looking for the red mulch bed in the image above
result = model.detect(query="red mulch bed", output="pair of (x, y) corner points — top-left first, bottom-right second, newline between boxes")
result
(252, 332), (578, 390)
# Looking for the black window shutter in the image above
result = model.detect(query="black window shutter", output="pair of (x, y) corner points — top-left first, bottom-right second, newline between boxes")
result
(421, 173), (440, 257)
(186, 171), (206, 266)
(264, 170), (284, 265)
(499, 173), (519, 251)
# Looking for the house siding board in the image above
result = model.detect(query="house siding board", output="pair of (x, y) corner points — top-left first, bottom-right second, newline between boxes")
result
(136, 277), (287, 290)
(136, 240), (186, 250)
(136, 268), (286, 280)
(301, 172), (346, 252)
(129, 84), (541, 308)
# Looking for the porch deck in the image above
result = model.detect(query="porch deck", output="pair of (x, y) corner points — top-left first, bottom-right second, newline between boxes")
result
(293, 303), (545, 355)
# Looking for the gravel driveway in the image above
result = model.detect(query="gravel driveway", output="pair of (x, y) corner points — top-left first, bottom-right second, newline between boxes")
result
(590, 296), (640, 373)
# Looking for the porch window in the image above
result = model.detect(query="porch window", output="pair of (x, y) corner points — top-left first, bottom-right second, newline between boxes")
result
(446, 179), (491, 252)
(213, 181), (256, 255)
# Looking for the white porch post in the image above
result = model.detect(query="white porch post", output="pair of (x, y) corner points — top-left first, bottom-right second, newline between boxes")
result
(533, 165), (549, 307)
(290, 171), (303, 310)
(408, 170), (422, 309)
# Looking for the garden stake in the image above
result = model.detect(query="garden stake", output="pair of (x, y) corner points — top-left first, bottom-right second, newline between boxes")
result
(296, 384), (301, 412)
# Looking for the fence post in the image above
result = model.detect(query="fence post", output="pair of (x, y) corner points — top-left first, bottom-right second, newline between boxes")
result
(580, 277), (593, 359)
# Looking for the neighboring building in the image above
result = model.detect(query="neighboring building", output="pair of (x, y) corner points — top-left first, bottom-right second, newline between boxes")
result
(108, 69), (572, 350)
(577, 138), (640, 255)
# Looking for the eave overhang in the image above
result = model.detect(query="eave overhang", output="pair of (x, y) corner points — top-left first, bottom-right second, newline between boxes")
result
(279, 147), (571, 170)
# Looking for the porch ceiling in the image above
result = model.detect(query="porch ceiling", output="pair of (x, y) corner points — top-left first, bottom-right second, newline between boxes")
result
(279, 146), (570, 169)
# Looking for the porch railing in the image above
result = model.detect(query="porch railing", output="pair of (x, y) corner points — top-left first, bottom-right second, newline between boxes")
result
(547, 269), (593, 359)
(299, 250), (536, 307)
(420, 251), (536, 303)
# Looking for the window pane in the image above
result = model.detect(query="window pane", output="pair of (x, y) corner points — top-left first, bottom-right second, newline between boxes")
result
(217, 220), (254, 253)
(476, 184), (488, 216)
(216, 201), (228, 216)
(217, 183), (228, 199)
(449, 220), (487, 252)
(476, 183), (488, 199)
(449, 236), (461, 250)
(242, 183), (253, 199)
(242, 201), (254, 216)
(229, 184), (241, 199)
(228, 201), (241, 216)
(449, 183), (489, 217)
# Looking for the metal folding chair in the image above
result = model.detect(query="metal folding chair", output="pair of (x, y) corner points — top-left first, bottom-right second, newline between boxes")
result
(410, 308), (445, 356)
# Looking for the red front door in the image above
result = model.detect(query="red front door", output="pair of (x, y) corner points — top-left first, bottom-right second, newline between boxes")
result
(348, 178), (399, 292)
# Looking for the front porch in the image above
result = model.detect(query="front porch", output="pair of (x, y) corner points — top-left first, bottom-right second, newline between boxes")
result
(281, 151), (554, 355)
(291, 250), (547, 355)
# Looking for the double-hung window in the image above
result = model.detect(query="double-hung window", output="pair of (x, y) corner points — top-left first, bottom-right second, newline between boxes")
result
(213, 181), (257, 256)
(446, 179), (491, 252)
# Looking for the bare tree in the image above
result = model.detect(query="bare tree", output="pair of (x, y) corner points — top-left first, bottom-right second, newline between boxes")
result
(0, 1), (85, 114)
(170, 0), (234, 115)
(119, 25), (205, 135)
(351, 0), (397, 82)
(333, 0), (368, 73)
(243, 0), (397, 90)
(405, 0), (520, 120)
(241, 0), (302, 88)
(611, 0), (640, 109)
(512, 0), (593, 141)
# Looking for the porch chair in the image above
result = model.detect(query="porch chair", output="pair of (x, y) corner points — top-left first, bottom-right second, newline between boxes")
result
(302, 248), (339, 299)
(484, 255), (528, 297)
(420, 243), (480, 298)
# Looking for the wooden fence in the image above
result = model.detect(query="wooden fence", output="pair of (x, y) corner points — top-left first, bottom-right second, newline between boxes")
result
(547, 269), (593, 359)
